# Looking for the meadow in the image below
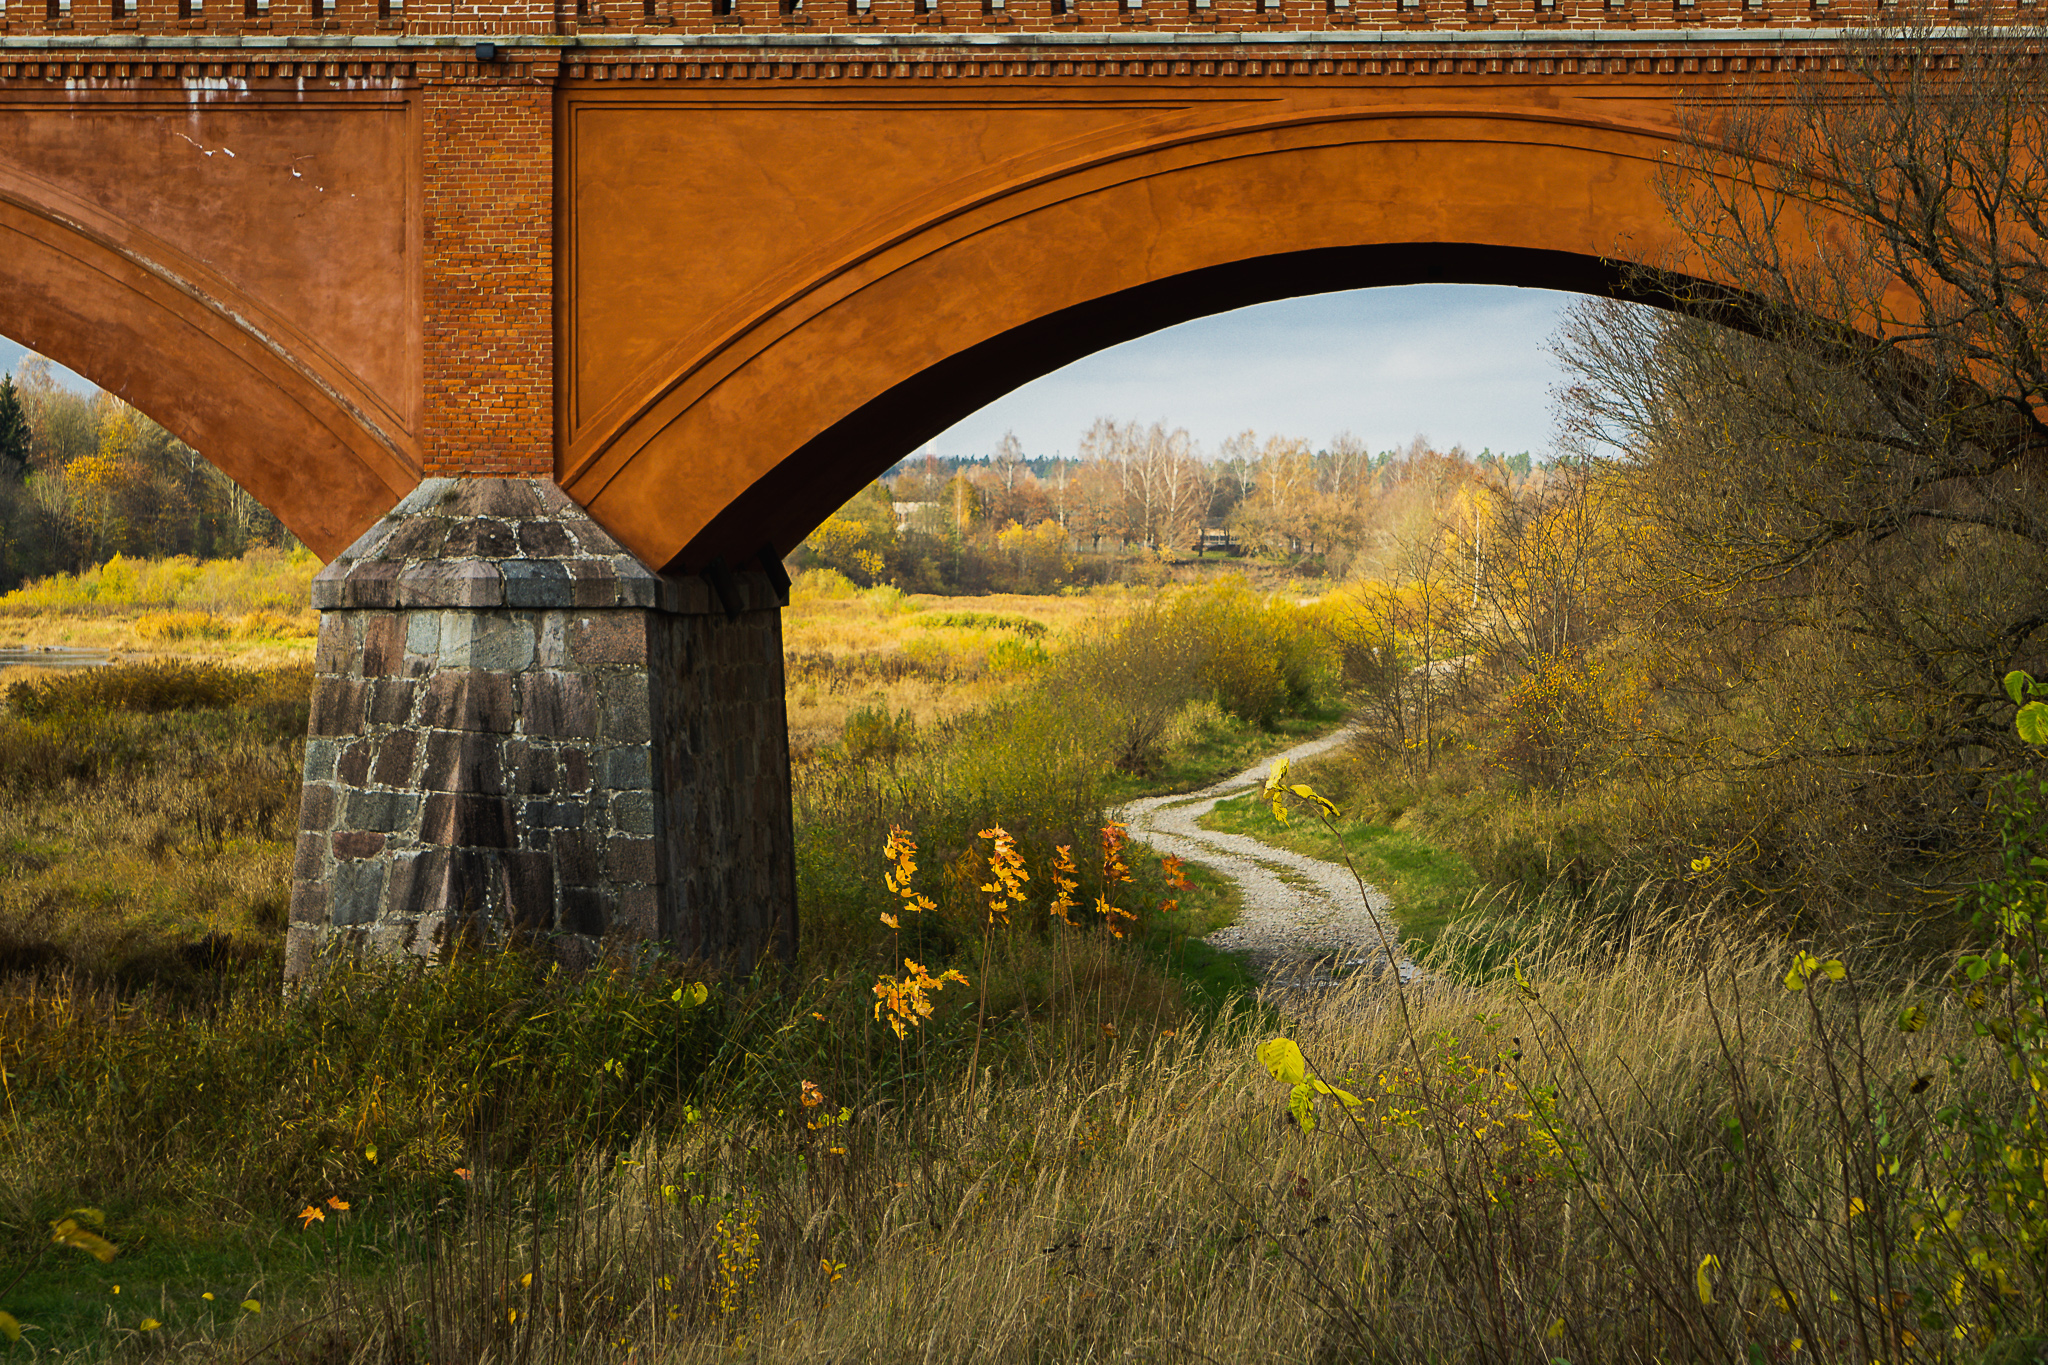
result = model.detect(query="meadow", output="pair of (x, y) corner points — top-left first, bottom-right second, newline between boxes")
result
(1, 553), (2045, 1362)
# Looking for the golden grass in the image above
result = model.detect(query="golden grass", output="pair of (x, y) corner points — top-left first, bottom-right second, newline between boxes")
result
(782, 574), (1142, 754)
(130, 915), (2012, 1364)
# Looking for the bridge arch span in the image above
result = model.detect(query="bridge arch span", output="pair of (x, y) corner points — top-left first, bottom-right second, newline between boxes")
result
(560, 104), (1748, 573)
(0, 169), (417, 554)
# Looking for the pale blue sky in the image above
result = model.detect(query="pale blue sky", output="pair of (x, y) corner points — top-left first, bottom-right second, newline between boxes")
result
(930, 283), (1577, 461)
(4, 282), (1578, 460)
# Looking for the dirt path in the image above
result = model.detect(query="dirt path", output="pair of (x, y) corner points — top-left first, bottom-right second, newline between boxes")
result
(1116, 729), (1414, 998)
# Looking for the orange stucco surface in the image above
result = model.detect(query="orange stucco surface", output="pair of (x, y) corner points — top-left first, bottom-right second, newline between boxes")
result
(0, 25), (1927, 563)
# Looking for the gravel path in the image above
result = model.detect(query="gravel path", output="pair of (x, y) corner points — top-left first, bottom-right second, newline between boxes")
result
(1116, 729), (1414, 997)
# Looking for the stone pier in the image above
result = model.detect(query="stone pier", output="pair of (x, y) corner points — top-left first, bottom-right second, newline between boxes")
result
(287, 479), (796, 978)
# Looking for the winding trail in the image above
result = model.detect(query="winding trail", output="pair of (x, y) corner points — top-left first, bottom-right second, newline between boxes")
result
(1116, 729), (1414, 998)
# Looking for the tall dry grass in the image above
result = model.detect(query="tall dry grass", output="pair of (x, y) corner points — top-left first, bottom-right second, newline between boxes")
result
(103, 907), (2025, 1364)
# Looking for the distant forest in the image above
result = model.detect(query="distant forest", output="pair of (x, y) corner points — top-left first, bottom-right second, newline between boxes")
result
(0, 357), (295, 593)
(807, 424), (1539, 594)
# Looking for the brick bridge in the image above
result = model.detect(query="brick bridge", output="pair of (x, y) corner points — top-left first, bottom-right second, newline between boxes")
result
(0, 0), (1957, 973)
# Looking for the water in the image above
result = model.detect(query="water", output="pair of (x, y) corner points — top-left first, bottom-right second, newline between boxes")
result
(0, 647), (109, 670)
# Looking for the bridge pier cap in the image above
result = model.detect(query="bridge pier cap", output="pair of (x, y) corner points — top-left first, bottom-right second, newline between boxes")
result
(289, 479), (797, 979)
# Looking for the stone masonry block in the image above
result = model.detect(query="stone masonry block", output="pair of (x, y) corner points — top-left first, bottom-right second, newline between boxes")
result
(372, 732), (418, 787)
(283, 925), (319, 979)
(419, 670), (516, 734)
(423, 729), (503, 794)
(444, 478), (545, 519)
(333, 830), (387, 860)
(553, 829), (601, 886)
(293, 831), (327, 882)
(520, 671), (596, 737)
(342, 560), (403, 609)
(308, 678), (368, 736)
(369, 678), (419, 727)
(503, 559), (572, 609)
(361, 613), (406, 677)
(441, 517), (518, 560)
(614, 885), (661, 940)
(515, 522), (575, 558)
(336, 740), (373, 787)
(610, 789), (656, 837)
(385, 849), (450, 920)
(298, 782), (337, 832)
(597, 673), (652, 744)
(422, 792), (515, 848)
(378, 517), (448, 562)
(441, 614), (535, 672)
(406, 611), (442, 659)
(560, 748), (591, 793)
(289, 883), (328, 927)
(302, 739), (338, 784)
(600, 746), (652, 791)
(535, 613), (570, 668)
(313, 615), (358, 674)
(568, 612), (647, 668)
(511, 745), (556, 797)
(330, 860), (388, 927)
(560, 886), (607, 937)
(607, 836), (658, 884)
(397, 560), (505, 610)
(345, 789), (421, 834)
(502, 850), (554, 929)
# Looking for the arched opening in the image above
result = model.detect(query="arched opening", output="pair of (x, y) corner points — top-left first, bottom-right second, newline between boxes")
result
(553, 104), (1754, 572)
(677, 245), (1703, 573)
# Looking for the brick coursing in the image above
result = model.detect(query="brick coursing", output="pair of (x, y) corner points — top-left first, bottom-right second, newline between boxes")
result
(288, 477), (795, 978)
(0, 0), (2028, 40)
(421, 77), (554, 479)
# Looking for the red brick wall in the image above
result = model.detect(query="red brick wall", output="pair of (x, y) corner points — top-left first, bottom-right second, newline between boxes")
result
(421, 63), (556, 477)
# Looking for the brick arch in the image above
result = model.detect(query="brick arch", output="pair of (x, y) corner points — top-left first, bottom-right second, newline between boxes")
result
(0, 171), (417, 554)
(559, 105), (1735, 574)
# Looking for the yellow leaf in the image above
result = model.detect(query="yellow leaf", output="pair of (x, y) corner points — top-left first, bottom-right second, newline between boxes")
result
(1898, 1006), (1929, 1033)
(364, 1145), (378, 1163)
(1546, 1317), (1565, 1341)
(521, 1272), (533, 1287)
(1785, 952), (1818, 992)
(1696, 1254), (1720, 1306)
(241, 1300), (261, 1314)
(0, 1312), (19, 1342)
(325, 1196), (350, 1211)
(138, 1318), (161, 1331)
(879, 912), (900, 930)
(1289, 1082), (1318, 1133)
(201, 1293), (214, 1302)
(49, 1219), (117, 1263)
(1258, 1038), (1308, 1085)
(1848, 1197), (1866, 1219)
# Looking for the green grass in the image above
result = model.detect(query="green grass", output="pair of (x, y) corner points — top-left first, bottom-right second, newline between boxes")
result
(1099, 707), (1346, 806)
(1201, 791), (1481, 950)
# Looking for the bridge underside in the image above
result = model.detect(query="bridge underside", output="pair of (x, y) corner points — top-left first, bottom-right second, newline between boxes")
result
(0, 21), (1863, 969)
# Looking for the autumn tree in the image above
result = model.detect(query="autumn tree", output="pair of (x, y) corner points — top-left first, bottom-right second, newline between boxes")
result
(1554, 13), (2048, 911)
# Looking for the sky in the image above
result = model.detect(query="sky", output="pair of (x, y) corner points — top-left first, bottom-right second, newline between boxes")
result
(3, 282), (1581, 459)
(928, 283), (1579, 462)
(0, 339), (93, 393)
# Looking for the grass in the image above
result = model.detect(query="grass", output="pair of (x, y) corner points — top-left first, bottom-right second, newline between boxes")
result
(6, 908), (2037, 1362)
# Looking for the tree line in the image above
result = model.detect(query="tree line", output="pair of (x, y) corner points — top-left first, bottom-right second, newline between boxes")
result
(0, 356), (294, 593)
(810, 424), (1536, 594)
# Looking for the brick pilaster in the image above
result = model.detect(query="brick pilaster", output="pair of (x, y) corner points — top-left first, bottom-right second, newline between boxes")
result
(422, 66), (556, 478)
